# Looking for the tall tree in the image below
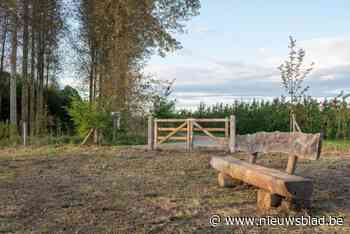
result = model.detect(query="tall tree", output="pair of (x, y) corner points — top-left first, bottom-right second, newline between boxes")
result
(0, 12), (8, 73)
(10, 0), (17, 126)
(21, 0), (29, 128)
(78, 0), (201, 114)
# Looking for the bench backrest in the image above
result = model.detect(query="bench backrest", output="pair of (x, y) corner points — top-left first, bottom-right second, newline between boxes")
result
(235, 131), (322, 160)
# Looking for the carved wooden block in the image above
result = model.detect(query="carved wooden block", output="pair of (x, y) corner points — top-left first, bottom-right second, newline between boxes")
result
(257, 190), (282, 210)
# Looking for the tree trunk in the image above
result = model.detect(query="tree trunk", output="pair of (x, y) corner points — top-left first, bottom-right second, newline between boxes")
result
(10, 3), (18, 127)
(22, 0), (29, 131)
(0, 14), (8, 73)
(29, 0), (36, 136)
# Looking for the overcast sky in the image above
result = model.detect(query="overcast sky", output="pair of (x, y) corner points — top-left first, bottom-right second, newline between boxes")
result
(144, 0), (350, 109)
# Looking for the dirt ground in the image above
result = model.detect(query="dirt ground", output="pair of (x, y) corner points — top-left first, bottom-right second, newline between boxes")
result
(0, 145), (349, 233)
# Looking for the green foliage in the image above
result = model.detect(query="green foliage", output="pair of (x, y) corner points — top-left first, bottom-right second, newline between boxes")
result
(47, 85), (81, 133)
(0, 121), (20, 146)
(279, 36), (314, 104)
(153, 97), (176, 118)
(151, 79), (177, 118)
(157, 96), (350, 140)
(67, 98), (111, 138)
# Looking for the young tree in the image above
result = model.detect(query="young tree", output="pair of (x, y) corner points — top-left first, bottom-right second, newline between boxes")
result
(278, 36), (314, 131)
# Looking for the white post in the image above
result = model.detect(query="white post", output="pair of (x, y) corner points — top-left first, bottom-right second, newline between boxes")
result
(23, 121), (27, 146)
(148, 116), (154, 150)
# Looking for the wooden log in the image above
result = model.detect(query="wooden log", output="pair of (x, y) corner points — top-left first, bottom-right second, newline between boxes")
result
(235, 131), (322, 160)
(257, 190), (282, 210)
(286, 155), (298, 174)
(218, 172), (242, 187)
(148, 116), (154, 150)
(229, 115), (236, 153)
(210, 157), (313, 199)
(249, 152), (258, 164)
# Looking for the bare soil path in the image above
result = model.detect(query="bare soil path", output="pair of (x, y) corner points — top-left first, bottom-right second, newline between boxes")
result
(0, 146), (349, 233)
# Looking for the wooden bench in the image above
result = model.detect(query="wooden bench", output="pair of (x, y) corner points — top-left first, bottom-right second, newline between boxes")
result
(210, 131), (322, 210)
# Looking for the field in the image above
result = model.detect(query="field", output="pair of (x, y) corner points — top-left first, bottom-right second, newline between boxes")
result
(0, 143), (350, 233)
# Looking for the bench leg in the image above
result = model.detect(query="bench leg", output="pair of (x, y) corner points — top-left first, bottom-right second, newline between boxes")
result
(257, 190), (282, 210)
(218, 172), (242, 188)
(281, 198), (311, 211)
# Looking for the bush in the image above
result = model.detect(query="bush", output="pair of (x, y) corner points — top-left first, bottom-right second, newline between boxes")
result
(0, 122), (21, 147)
(67, 98), (112, 138)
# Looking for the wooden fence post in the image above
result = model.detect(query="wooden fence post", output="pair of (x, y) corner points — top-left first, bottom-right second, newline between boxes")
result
(186, 119), (190, 151)
(229, 115), (236, 153)
(190, 119), (194, 151)
(148, 116), (154, 150)
(154, 118), (158, 150)
(225, 118), (229, 138)
(286, 155), (298, 174)
(23, 121), (27, 146)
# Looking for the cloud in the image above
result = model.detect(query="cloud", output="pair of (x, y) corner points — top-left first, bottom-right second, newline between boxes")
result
(145, 36), (350, 109)
(301, 37), (350, 69)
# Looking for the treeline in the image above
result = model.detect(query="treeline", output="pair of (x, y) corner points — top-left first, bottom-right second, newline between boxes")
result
(156, 97), (350, 140)
(0, 0), (65, 137)
(0, 0), (202, 145)
(77, 0), (201, 119)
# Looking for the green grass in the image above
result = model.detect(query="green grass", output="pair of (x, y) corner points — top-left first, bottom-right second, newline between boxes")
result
(323, 140), (350, 152)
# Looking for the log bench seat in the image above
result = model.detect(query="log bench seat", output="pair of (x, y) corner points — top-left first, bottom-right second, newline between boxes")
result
(210, 131), (322, 211)
(211, 157), (313, 210)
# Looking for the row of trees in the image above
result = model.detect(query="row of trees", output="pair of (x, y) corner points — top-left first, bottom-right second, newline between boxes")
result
(154, 96), (350, 140)
(0, 0), (65, 137)
(0, 0), (202, 144)
(77, 0), (200, 118)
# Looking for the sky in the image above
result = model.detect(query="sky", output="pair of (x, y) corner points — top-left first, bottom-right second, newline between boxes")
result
(144, 0), (350, 109)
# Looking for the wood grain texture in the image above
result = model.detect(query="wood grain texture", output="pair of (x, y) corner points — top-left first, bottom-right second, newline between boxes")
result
(236, 131), (322, 160)
(210, 157), (313, 199)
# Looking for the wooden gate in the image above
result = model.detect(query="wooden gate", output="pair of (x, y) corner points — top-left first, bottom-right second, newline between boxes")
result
(148, 117), (236, 151)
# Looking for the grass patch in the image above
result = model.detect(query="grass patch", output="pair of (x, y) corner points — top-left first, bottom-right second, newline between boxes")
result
(323, 140), (350, 153)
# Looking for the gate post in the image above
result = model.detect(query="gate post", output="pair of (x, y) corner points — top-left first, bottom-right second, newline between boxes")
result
(148, 116), (154, 150)
(186, 119), (194, 152)
(154, 118), (158, 150)
(229, 115), (236, 153)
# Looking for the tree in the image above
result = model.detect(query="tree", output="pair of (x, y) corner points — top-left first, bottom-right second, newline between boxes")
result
(9, 0), (17, 128)
(78, 0), (201, 113)
(0, 12), (8, 73)
(21, 0), (29, 131)
(278, 36), (314, 131)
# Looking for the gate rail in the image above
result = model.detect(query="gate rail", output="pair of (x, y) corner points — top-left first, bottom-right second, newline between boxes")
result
(148, 116), (236, 151)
